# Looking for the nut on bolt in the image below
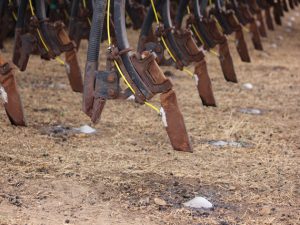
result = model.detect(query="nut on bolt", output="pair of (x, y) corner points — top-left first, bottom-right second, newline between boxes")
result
(107, 74), (116, 83)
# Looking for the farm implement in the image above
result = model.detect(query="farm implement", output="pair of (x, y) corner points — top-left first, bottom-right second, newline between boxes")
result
(0, 0), (299, 151)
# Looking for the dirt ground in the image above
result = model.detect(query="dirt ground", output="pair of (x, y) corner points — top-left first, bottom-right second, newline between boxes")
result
(0, 9), (300, 225)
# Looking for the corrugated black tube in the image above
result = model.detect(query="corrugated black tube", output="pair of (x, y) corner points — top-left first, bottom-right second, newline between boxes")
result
(86, 0), (107, 63)
(16, 0), (29, 28)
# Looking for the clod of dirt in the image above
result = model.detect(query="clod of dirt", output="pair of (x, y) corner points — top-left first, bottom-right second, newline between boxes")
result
(164, 70), (175, 77)
(238, 108), (263, 115)
(183, 196), (213, 209)
(228, 186), (236, 191)
(208, 140), (252, 148)
(0, 194), (22, 207)
(219, 221), (230, 225)
(272, 66), (288, 71)
(41, 125), (74, 138)
(260, 206), (272, 216)
(9, 195), (22, 207)
(154, 197), (167, 206)
(41, 125), (97, 138)
(138, 197), (150, 206)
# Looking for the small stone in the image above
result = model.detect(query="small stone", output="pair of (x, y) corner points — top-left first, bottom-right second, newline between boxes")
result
(183, 196), (213, 209)
(220, 221), (229, 225)
(287, 21), (293, 27)
(228, 186), (236, 191)
(208, 140), (251, 148)
(154, 197), (167, 206)
(238, 108), (263, 115)
(65, 219), (70, 224)
(173, 181), (179, 186)
(139, 197), (150, 206)
(209, 140), (228, 147)
(164, 71), (175, 77)
(74, 125), (96, 134)
(277, 35), (284, 41)
(242, 83), (253, 90)
(260, 206), (272, 215)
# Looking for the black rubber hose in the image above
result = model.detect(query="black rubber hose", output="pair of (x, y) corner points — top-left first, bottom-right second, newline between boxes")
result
(0, 0), (6, 19)
(70, 0), (80, 18)
(88, 0), (94, 12)
(213, 0), (232, 35)
(161, 0), (185, 62)
(114, 0), (151, 98)
(230, 0), (247, 25)
(141, 0), (150, 7)
(34, 0), (56, 47)
(174, 0), (189, 27)
(35, 0), (47, 20)
(86, 0), (106, 63)
(200, 0), (208, 15)
(16, 0), (28, 28)
(218, 0), (225, 7)
(139, 0), (156, 36)
(194, 0), (216, 48)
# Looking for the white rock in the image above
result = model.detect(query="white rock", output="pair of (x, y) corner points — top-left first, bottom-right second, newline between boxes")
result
(209, 140), (243, 148)
(49, 83), (67, 89)
(239, 108), (262, 115)
(0, 86), (8, 103)
(289, 17), (295, 22)
(154, 197), (167, 206)
(210, 140), (228, 147)
(271, 43), (278, 48)
(56, 83), (67, 89)
(183, 197), (213, 209)
(243, 83), (253, 90)
(228, 141), (242, 147)
(287, 21), (293, 27)
(74, 125), (96, 134)
(277, 35), (284, 41)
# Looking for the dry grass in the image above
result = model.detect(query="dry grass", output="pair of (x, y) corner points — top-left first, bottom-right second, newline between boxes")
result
(0, 9), (300, 225)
